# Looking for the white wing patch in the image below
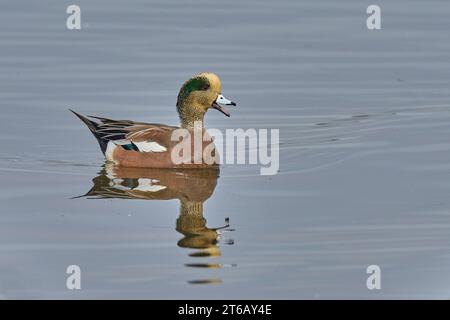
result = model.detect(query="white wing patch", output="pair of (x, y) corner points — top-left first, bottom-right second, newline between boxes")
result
(134, 178), (167, 192)
(104, 165), (167, 192)
(113, 139), (132, 146)
(133, 141), (167, 153)
(105, 141), (118, 164)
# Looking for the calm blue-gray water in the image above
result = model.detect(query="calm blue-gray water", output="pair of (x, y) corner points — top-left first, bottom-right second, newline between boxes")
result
(1, 0), (450, 298)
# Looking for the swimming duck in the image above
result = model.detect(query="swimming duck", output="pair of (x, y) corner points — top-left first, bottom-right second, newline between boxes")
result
(71, 72), (236, 168)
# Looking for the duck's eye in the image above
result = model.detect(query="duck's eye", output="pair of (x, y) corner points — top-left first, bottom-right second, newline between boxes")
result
(177, 76), (211, 106)
(187, 78), (209, 92)
(179, 77), (210, 97)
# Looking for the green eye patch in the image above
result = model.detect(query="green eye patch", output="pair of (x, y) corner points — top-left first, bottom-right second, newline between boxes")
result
(177, 76), (210, 105)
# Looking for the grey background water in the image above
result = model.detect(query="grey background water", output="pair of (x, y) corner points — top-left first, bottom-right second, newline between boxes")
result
(1, 0), (450, 298)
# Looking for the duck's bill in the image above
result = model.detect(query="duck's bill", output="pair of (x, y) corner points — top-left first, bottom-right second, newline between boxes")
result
(212, 94), (236, 117)
(212, 102), (231, 117)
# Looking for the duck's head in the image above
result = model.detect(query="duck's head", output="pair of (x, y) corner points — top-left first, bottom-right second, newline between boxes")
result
(176, 72), (236, 128)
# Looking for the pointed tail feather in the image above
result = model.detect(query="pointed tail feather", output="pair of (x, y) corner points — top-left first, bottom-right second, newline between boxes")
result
(69, 109), (108, 154)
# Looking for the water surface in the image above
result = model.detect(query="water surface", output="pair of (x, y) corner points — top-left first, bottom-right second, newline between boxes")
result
(1, 0), (450, 298)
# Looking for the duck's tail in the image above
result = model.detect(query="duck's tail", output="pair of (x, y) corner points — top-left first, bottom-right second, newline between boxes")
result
(69, 109), (108, 154)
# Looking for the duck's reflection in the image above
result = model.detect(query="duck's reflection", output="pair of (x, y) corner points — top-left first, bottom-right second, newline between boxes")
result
(80, 164), (234, 283)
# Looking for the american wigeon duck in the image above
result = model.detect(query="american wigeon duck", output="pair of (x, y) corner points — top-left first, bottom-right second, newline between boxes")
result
(71, 72), (236, 168)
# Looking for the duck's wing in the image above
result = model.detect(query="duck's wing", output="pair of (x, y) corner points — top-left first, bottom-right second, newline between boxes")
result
(70, 110), (177, 154)
(125, 124), (178, 152)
